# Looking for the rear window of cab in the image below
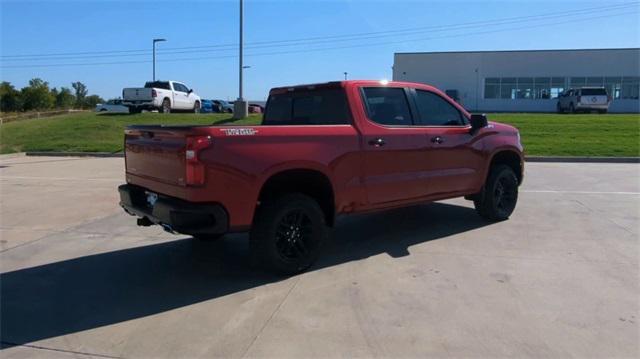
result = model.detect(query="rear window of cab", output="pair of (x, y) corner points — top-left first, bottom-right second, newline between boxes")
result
(262, 89), (351, 125)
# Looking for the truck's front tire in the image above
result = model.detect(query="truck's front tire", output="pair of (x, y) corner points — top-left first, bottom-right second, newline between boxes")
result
(474, 164), (519, 221)
(193, 101), (201, 113)
(250, 193), (327, 275)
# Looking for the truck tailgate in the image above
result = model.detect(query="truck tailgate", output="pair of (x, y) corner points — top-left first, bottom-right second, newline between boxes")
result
(123, 88), (153, 101)
(125, 127), (189, 186)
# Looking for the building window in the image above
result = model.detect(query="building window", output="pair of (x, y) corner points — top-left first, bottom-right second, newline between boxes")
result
(586, 77), (604, 87)
(516, 78), (534, 99)
(534, 77), (551, 99)
(605, 77), (622, 99)
(500, 78), (517, 99)
(621, 76), (640, 99)
(570, 77), (586, 88)
(550, 77), (566, 99)
(484, 78), (500, 99)
(483, 76), (638, 100)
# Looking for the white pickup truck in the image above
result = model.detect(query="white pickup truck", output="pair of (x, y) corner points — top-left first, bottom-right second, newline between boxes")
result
(122, 81), (201, 114)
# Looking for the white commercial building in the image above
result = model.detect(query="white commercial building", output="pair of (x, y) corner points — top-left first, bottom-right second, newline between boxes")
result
(393, 48), (640, 113)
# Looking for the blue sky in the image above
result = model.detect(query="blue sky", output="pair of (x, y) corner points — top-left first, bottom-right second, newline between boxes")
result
(1, 0), (638, 101)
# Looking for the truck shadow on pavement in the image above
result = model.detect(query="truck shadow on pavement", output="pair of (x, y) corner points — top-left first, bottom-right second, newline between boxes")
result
(1, 202), (490, 348)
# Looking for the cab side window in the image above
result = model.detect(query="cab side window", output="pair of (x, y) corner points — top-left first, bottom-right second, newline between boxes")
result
(414, 90), (465, 126)
(362, 87), (413, 126)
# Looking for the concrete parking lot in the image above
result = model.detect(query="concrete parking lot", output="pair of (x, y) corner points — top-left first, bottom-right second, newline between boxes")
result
(1, 155), (638, 358)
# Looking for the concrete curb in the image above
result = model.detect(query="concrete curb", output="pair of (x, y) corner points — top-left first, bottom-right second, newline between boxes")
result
(24, 152), (640, 163)
(26, 152), (124, 158)
(525, 156), (640, 163)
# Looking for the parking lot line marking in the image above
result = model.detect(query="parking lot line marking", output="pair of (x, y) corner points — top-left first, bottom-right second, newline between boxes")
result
(523, 190), (640, 195)
(0, 176), (122, 182)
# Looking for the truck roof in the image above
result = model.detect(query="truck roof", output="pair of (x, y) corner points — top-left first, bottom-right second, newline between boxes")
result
(268, 80), (439, 95)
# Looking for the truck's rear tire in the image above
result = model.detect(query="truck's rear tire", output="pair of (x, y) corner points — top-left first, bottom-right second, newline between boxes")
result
(250, 193), (327, 275)
(160, 99), (171, 114)
(474, 164), (519, 221)
(128, 107), (141, 114)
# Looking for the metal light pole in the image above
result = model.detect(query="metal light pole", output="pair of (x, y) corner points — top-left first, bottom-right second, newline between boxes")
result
(153, 38), (166, 81)
(233, 0), (248, 119)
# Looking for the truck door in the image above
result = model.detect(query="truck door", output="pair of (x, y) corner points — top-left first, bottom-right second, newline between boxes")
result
(410, 88), (483, 195)
(358, 86), (432, 205)
(172, 82), (188, 109)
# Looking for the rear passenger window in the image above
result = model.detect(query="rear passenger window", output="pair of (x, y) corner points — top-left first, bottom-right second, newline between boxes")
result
(414, 90), (465, 126)
(362, 87), (413, 126)
(263, 89), (351, 125)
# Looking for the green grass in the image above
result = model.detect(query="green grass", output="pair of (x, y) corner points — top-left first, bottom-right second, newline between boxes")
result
(0, 112), (638, 157)
(0, 112), (262, 154)
(491, 113), (640, 157)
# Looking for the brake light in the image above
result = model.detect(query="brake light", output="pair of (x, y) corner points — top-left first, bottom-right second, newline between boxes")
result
(577, 95), (581, 103)
(152, 89), (157, 98)
(185, 136), (211, 186)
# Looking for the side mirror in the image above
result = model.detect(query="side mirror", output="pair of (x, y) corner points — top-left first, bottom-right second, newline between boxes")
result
(188, 89), (193, 94)
(470, 114), (488, 133)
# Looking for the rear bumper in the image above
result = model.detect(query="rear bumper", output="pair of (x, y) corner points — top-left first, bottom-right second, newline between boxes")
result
(118, 184), (228, 235)
(576, 104), (609, 110)
(123, 101), (158, 108)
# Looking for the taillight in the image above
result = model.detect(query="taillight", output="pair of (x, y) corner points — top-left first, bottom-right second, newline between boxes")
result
(185, 136), (211, 186)
(577, 95), (581, 103)
(151, 89), (157, 98)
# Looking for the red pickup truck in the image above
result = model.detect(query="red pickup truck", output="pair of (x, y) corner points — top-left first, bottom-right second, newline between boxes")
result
(119, 80), (523, 274)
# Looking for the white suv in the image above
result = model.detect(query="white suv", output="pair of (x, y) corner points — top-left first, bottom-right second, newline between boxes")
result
(557, 87), (611, 114)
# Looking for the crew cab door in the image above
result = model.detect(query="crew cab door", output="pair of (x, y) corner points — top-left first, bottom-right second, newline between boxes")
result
(409, 88), (483, 195)
(358, 86), (432, 205)
(171, 82), (189, 109)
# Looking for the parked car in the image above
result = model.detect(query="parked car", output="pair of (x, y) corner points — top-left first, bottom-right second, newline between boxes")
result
(557, 87), (611, 114)
(248, 104), (263, 114)
(212, 100), (234, 113)
(119, 80), (523, 274)
(122, 81), (201, 114)
(200, 99), (215, 113)
(95, 99), (128, 113)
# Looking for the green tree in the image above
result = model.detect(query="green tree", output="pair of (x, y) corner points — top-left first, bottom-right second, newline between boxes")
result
(0, 82), (22, 112)
(72, 81), (88, 108)
(21, 78), (55, 111)
(56, 87), (76, 109)
(84, 94), (104, 109)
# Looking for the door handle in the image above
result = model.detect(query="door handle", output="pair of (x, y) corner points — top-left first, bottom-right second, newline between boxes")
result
(368, 138), (386, 147)
(430, 136), (444, 144)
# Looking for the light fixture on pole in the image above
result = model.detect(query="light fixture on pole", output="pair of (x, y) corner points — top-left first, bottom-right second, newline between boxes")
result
(153, 38), (166, 81)
(344, 72), (348, 80)
(233, 0), (249, 119)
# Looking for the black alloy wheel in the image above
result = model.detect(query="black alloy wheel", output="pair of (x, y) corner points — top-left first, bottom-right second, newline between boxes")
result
(274, 209), (313, 261)
(250, 193), (327, 275)
(474, 164), (519, 221)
